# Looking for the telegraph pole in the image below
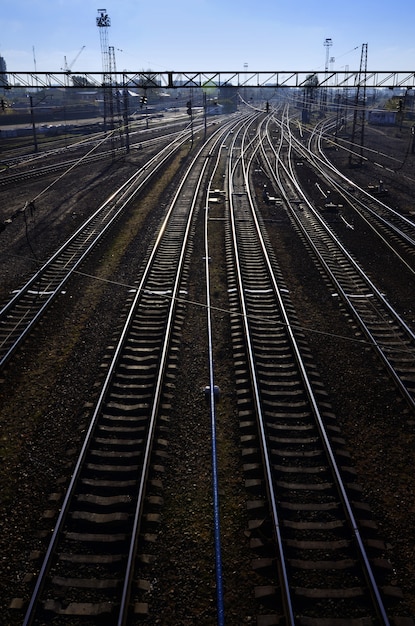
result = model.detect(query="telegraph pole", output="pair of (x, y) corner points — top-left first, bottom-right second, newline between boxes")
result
(28, 94), (47, 153)
(123, 78), (130, 154)
(29, 95), (38, 153)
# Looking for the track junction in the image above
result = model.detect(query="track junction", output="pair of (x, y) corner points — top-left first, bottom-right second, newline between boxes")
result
(1, 102), (415, 625)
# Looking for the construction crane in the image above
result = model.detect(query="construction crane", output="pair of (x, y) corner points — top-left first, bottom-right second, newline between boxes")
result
(62, 45), (85, 85)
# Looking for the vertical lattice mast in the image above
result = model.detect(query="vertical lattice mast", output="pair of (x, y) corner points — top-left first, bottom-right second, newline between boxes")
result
(109, 45), (123, 145)
(349, 43), (368, 166)
(96, 9), (113, 132)
(322, 38), (332, 111)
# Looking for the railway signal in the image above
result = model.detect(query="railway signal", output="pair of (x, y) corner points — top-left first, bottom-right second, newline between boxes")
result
(140, 94), (147, 108)
(186, 100), (193, 147)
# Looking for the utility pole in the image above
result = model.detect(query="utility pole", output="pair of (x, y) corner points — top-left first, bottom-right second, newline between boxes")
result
(123, 78), (130, 154)
(29, 95), (38, 153)
(343, 64), (349, 129)
(28, 93), (47, 153)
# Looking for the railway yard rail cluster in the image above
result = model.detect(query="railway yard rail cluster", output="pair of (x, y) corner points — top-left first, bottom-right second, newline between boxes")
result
(1, 103), (415, 625)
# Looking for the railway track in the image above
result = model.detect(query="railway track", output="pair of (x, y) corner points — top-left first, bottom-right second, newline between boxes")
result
(0, 120), (195, 187)
(20, 116), (245, 625)
(260, 111), (415, 411)
(4, 107), (415, 625)
(0, 129), (194, 370)
(300, 116), (415, 272)
(0, 147), (125, 186)
(0, 113), (191, 165)
(223, 113), (410, 624)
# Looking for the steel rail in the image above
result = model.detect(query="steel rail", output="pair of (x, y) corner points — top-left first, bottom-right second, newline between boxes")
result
(227, 114), (296, 626)
(202, 123), (242, 626)
(299, 123), (415, 281)
(204, 149), (225, 626)
(264, 109), (415, 409)
(22, 117), (238, 626)
(286, 112), (415, 283)
(21, 134), (190, 625)
(0, 118), (213, 185)
(199, 112), (263, 625)
(260, 111), (393, 623)
(0, 130), (192, 369)
(283, 111), (415, 400)
(302, 117), (415, 251)
(238, 110), (394, 624)
(117, 113), (232, 626)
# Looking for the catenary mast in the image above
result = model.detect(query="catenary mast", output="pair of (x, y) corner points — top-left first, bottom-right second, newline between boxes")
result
(349, 43), (368, 167)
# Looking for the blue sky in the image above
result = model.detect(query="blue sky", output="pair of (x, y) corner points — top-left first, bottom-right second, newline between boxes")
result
(1, 0), (414, 74)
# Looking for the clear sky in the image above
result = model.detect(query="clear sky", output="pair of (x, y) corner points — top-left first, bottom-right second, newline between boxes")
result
(1, 0), (414, 74)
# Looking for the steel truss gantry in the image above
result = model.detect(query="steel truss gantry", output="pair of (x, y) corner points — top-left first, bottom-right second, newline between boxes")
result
(2, 70), (415, 90)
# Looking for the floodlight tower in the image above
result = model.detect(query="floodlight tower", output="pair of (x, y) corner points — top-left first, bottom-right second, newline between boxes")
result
(243, 62), (248, 105)
(324, 38), (332, 73)
(96, 9), (113, 134)
(97, 9), (110, 80)
(322, 38), (332, 111)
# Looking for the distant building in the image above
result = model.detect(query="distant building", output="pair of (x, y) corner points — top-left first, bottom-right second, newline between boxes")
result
(0, 56), (8, 88)
(368, 110), (397, 126)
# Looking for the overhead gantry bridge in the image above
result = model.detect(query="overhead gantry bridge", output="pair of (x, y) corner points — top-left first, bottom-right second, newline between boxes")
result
(1, 69), (415, 90)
